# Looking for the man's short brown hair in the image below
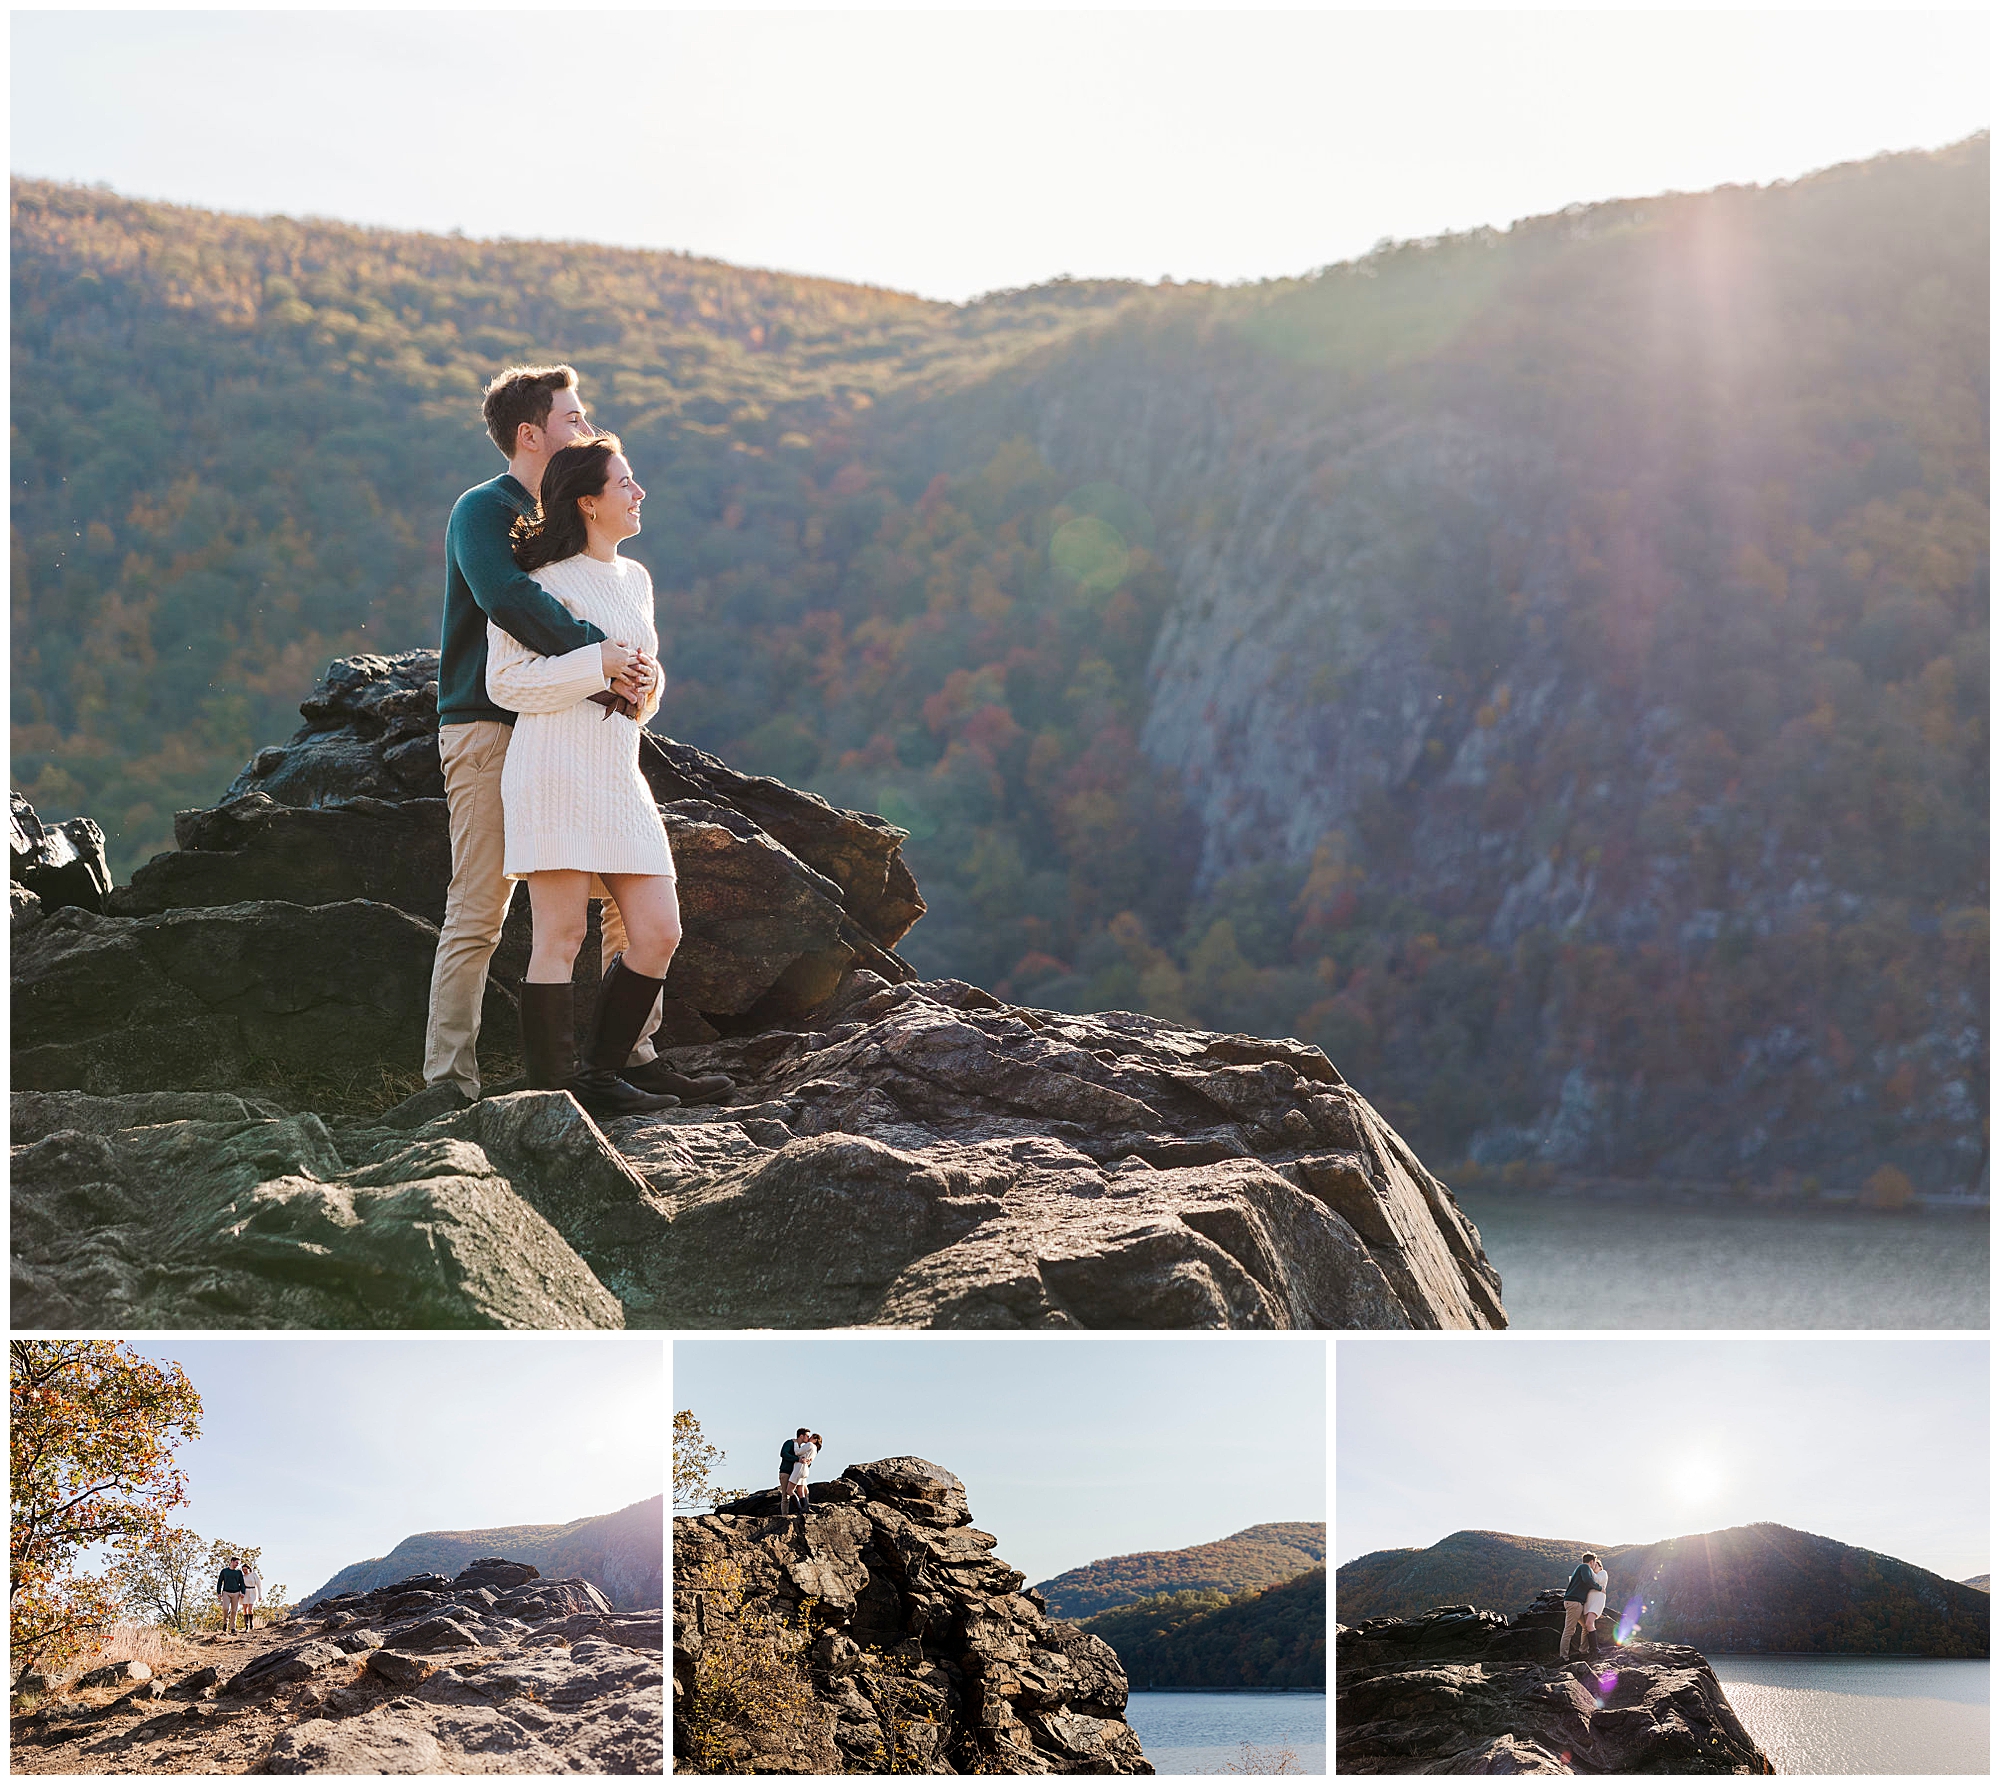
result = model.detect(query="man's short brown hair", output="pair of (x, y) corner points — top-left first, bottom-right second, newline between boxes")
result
(482, 363), (579, 456)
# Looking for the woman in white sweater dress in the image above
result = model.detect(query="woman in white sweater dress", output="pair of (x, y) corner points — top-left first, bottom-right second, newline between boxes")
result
(485, 435), (726, 1119)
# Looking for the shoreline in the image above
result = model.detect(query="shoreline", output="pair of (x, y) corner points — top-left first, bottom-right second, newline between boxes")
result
(1126, 1687), (1326, 1695)
(1456, 1180), (1988, 1214)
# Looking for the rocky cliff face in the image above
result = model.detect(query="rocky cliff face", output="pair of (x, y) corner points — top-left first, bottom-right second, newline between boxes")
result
(1337, 1592), (1773, 1774)
(9, 653), (1501, 1330)
(302, 1496), (662, 1613)
(10, 1558), (660, 1774)
(675, 1456), (1151, 1774)
(902, 145), (1987, 1194)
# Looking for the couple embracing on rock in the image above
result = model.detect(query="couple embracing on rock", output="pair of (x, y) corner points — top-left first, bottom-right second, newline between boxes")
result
(1560, 1551), (1610, 1660)
(400, 363), (731, 1123)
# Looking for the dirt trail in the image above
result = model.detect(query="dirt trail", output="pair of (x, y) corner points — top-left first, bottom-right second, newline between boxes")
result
(12, 1619), (327, 1775)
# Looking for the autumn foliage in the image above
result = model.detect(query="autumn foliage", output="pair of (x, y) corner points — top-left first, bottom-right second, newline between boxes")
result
(9, 1340), (203, 1678)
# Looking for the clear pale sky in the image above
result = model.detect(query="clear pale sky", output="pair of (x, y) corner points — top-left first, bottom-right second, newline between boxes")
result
(674, 1338), (1325, 1585)
(9, 10), (1988, 302)
(1338, 1340), (1989, 1582)
(123, 1339), (663, 1605)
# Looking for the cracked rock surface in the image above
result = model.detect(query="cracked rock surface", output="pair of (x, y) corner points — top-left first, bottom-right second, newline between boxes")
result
(1336, 1593), (1773, 1774)
(677, 1457), (1151, 1774)
(9, 1558), (661, 1775)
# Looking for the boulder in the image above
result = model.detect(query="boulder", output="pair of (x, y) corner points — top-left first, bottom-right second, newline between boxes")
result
(222, 1640), (346, 1696)
(76, 1659), (152, 1688)
(10, 791), (112, 914)
(452, 1558), (541, 1593)
(10, 898), (515, 1101)
(677, 1456), (1151, 1774)
(11, 971), (1504, 1329)
(9, 1089), (628, 1330)
(173, 649), (923, 1029)
(1336, 1599), (1773, 1774)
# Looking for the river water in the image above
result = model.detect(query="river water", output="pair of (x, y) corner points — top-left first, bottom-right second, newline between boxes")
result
(1711, 1656), (1989, 1774)
(1124, 1691), (1326, 1775)
(1453, 1192), (1989, 1328)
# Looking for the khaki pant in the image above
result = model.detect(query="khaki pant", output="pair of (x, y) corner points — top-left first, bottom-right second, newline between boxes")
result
(424, 719), (662, 1096)
(1560, 1600), (1593, 1659)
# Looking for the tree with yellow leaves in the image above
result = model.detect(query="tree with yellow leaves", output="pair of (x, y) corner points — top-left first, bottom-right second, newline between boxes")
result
(10, 1340), (203, 1679)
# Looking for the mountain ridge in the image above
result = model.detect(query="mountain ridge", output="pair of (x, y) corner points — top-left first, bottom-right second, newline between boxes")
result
(301, 1494), (661, 1610)
(1337, 1521), (1989, 1657)
(1035, 1520), (1326, 1619)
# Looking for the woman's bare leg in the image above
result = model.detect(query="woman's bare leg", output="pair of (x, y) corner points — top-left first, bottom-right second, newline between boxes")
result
(525, 871), (592, 982)
(598, 873), (683, 980)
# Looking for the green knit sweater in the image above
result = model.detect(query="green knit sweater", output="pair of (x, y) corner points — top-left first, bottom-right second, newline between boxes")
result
(438, 472), (607, 726)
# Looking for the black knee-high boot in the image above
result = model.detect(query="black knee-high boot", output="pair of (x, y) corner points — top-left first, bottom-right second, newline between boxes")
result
(571, 959), (679, 1118)
(519, 982), (578, 1091)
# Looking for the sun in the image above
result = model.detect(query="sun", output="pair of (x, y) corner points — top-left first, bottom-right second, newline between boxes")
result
(1670, 1456), (1725, 1505)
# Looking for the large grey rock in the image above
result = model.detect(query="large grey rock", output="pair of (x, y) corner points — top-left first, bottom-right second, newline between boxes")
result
(677, 1455), (1151, 1774)
(1337, 1601), (1773, 1774)
(10, 898), (514, 1101)
(9, 1090), (627, 1330)
(616, 974), (1500, 1328)
(12, 972), (1502, 1329)
(175, 649), (923, 1028)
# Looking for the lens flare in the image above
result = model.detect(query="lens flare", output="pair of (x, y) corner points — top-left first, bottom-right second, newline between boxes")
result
(1615, 1596), (1644, 1643)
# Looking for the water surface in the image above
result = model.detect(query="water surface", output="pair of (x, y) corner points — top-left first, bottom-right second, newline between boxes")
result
(1454, 1192), (1989, 1328)
(1711, 1655), (1988, 1774)
(1124, 1691), (1326, 1775)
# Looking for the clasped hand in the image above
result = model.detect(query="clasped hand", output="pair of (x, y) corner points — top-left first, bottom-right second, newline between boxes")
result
(599, 640), (658, 709)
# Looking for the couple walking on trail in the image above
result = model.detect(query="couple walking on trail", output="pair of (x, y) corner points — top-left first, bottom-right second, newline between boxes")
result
(1560, 1551), (1611, 1660)
(779, 1428), (824, 1516)
(215, 1556), (262, 1634)
(392, 363), (734, 1125)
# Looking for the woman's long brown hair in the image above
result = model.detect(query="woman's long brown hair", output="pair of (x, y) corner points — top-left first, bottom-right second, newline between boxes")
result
(511, 433), (624, 572)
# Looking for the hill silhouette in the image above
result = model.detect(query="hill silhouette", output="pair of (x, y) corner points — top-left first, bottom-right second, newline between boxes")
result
(1035, 1521), (1325, 1619)
(1082, 1564), (1325, 1690)
(12, 136), (1986, 1189)
(1337, 1522), (1989, 1657)
(301, 1495), (661, 1610)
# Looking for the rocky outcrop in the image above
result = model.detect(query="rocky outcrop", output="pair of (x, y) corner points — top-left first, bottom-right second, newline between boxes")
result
(10, 790), (111, 920)
(675, 1456), (1152, 1774)
(110, 651), (923, 1029)
(10, 1558), (660, 1775)
(1337, 1594), (1774, 1774)
(8, 655), (1503, 1330)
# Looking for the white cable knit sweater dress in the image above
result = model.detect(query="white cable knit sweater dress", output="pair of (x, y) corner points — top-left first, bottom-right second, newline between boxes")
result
(485, 551), (675, 881)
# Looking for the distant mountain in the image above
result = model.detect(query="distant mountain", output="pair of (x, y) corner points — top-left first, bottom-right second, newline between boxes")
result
(1083, 1565), (1325, 1690)
(1965, 1575), (1990, 1592)
(1035, 1522), (1325, 1619)
(303, 1495), (661, 1610)
(1338, 1523), (1989, 1657)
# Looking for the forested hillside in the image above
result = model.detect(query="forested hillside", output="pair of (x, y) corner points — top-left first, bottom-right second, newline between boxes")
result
(1337, 1523), (1990, 1657)
(1083, 1565), (1325, 1690)
(1034, 1522), (1326, 1619)
(12, 138), (1986, 1188)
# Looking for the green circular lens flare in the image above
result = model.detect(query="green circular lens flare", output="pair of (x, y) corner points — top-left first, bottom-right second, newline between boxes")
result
(1050, 515), (1130, 595)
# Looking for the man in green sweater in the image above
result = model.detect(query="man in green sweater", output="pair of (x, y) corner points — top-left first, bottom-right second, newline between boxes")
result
(413, 363), (727, 1116)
